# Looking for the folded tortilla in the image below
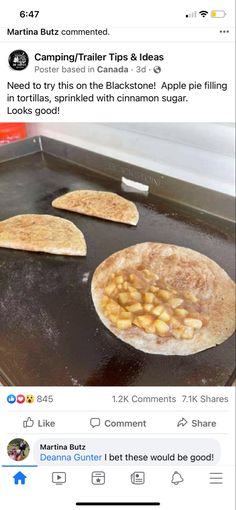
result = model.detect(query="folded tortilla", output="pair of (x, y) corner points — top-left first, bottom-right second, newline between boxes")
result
(52, 190), (139, 226)
(0, 214), (87, 256)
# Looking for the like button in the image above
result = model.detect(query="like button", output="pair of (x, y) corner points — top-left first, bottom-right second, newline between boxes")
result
(23, 417), (34, 428)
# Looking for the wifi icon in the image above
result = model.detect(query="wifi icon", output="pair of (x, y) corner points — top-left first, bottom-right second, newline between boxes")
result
(199, 10), (208, 17)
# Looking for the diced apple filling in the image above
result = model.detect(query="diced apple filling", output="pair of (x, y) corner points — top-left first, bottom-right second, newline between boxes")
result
(152, 305), (164, 316)
(169, 297), (183, 308)
(116, 319), (132, 330)
(158, 289), (172, 301)
(101, 267), (205, 340)
(144, 292), (155, 304)
(184, 318), (203, 329)
(175, 308), (189, 318)
(159, 310), (172, 322)
(154, 319), (170, 335)
(126, 303), (143, 313)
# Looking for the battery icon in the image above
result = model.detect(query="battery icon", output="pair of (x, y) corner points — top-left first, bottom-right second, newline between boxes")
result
(211, 10), (227, 18)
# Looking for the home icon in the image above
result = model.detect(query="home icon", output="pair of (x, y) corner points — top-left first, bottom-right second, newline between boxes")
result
(13, 471), (27, 485)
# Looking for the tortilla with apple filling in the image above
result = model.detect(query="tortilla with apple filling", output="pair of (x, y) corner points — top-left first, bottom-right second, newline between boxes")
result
(91, 242), (235, 355)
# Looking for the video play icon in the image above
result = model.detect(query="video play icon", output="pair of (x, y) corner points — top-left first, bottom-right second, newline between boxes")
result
(52, 472), (66, 485)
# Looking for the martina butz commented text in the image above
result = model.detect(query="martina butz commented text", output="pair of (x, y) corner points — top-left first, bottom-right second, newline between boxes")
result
(3, 49), (230, 121)
(35, 438), (220, 466)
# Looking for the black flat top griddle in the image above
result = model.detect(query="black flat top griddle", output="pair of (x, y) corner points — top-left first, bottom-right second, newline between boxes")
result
(0, 136), (235, 386)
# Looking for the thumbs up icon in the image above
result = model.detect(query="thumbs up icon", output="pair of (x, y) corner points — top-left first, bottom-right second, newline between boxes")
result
(23, 417), (34, 428)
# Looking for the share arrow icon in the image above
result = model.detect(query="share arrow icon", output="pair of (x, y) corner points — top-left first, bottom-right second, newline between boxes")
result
(177, 417), (188, 427)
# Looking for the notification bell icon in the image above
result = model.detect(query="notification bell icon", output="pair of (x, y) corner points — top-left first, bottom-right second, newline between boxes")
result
(171, 471), (184, 485)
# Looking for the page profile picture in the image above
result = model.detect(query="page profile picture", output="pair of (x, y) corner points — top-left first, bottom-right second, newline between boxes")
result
(8, 49), (29, 70)
(7, 438), (30, 461)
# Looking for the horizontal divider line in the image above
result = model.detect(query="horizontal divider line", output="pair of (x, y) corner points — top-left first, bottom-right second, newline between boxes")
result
(75, 504), (160, 506)
(2, 465), (38, 468)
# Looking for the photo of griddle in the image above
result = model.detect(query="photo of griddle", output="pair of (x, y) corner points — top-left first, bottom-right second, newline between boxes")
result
(0, 136), (235, 386)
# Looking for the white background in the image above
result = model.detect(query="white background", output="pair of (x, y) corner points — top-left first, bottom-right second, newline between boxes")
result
(0, 2), (235, 509)
(0, 387), (235, 510)
(0, 0), (235, 122)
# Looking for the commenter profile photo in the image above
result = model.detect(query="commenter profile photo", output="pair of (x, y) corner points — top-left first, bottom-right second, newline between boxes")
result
(7, 438), (30, 461)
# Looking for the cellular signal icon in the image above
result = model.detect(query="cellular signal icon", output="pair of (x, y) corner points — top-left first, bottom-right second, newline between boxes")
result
(199, 10), (209, 17)
(186, 11), (197, 18)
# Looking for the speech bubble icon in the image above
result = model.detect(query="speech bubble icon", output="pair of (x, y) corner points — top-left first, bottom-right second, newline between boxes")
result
(90, 418), (101, 428)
